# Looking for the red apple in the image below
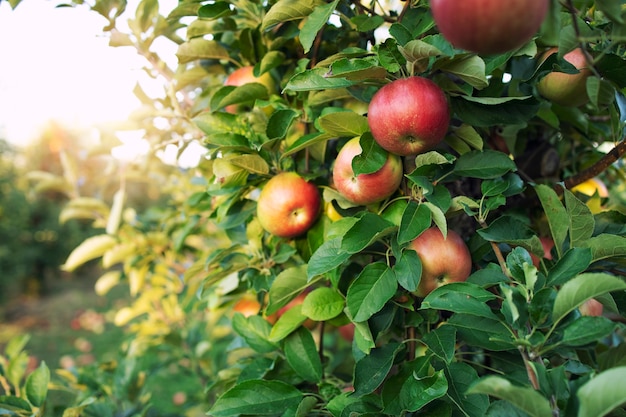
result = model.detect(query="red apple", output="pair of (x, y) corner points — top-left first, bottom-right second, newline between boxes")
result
(232, 296), (262, 318)
(256, 172), (321, 238)
(537, 48), (592, 107)
(430, 0), (549, 55)
(531, 236), (554, 268)
(579, 298), (603, 317)
(410, 227), (472, 297)
(338, 323), (355, 342)
(223, 65), (276, 113)
(367, 77), (450, 156)
(332, 137), (403, 205)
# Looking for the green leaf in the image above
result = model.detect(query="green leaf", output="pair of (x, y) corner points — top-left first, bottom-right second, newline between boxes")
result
(267, 265), (309, 315)
(421, 283), (499, 320)
(307, 238), (352, 279)
(262, 0), (320, 30)
(267, 109), (300, 141)
(451, 96), (540, 127)
(382, 365), (448, 414)
(562, 316), (616, 347)
(340, 212), (395, 254)
(534, 184), (568, 258)
(346, 263), (397, 322)
(212, 83), (271, 111)
(577, 367), (626, 417)
(445, 362), (490, 417)
(299, 0), (338, 53)
(579, 234), (626, 262)
(232, 314), (278, 353)
(5, 334), (30, 358)
(547, 247), (592, 286)
(352, 133), (387, 176)
(453, 150), (516, 179)
(284, 68), (354, 92)
(318, 111), (369, 138)
(198, 2), (235, 19)
(176, 38), (229, 63)
(422, 325), (457, 364)
(268, 305), (309, 342)
(447, 314), (516, 351)
(301, 287), (344, 321)
(477, 216), (543, 256)
(329, 57), (387, 81)
(552, 273), (626, 325)
(25, 361), (50, 407)
(398, 201), (431, 244)
(467, 376), (553, 417)
(353, 342), (403, 396)
(564, 189), (594, 248)
(209, 380), (303, 416)
(284, 327), (323, 382)
(377, 38), (405, 73)
(393, 247), (422, 292)
(436, 55), (488, 89)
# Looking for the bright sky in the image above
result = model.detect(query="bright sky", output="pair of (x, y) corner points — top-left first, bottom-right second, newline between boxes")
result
(0, 0), (208, 166)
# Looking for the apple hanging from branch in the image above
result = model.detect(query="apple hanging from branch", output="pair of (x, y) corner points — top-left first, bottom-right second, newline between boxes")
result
(410, 227), (473, 297)
(367, 77), (450, 156)
(332, 137), (403, 205)
(256, 172), (321, 238)
(537, 48), (592, 107)
(430, 0), (549, 55)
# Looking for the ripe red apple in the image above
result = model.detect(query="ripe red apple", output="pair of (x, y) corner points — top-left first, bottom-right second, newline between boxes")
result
(579, 298), (603, 317)
(531, 236), (554, 268)
(410, 227), (472, 297)
(223, 65), (276, 113)
(256, 172), (321, 238)
(367, 77), (450, 156)
(332, 137), (403, 205)
(430, 0), (549, 55)
(537, 48), (592, 107)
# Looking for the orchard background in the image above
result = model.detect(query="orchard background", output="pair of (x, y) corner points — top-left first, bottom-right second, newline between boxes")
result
(2, 0), (626, 416)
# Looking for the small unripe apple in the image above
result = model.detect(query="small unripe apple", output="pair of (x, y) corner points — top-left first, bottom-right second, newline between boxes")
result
(256, 172), (321, 238)
(367, 77), (450, 156)
(224, 65), (276, 113)
(431, 0), (549, 55)
(579, 298), (603, 317)
(332, 137), (403, 205)
(410, 227), (472, 297)
(537, 48), (592, 107)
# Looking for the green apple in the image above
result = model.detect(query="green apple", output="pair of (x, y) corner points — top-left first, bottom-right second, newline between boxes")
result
(537, 48), (592, 107)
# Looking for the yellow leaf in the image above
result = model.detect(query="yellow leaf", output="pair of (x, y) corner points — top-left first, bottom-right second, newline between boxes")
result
(95, 271), (122, 296)
(62, 235), (117, 272)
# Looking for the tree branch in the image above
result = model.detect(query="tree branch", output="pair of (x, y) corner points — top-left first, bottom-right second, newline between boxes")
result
(563, 139), (626, 189)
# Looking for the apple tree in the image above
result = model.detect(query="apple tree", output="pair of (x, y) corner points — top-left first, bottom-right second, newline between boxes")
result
(13, 0), (626, 415)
